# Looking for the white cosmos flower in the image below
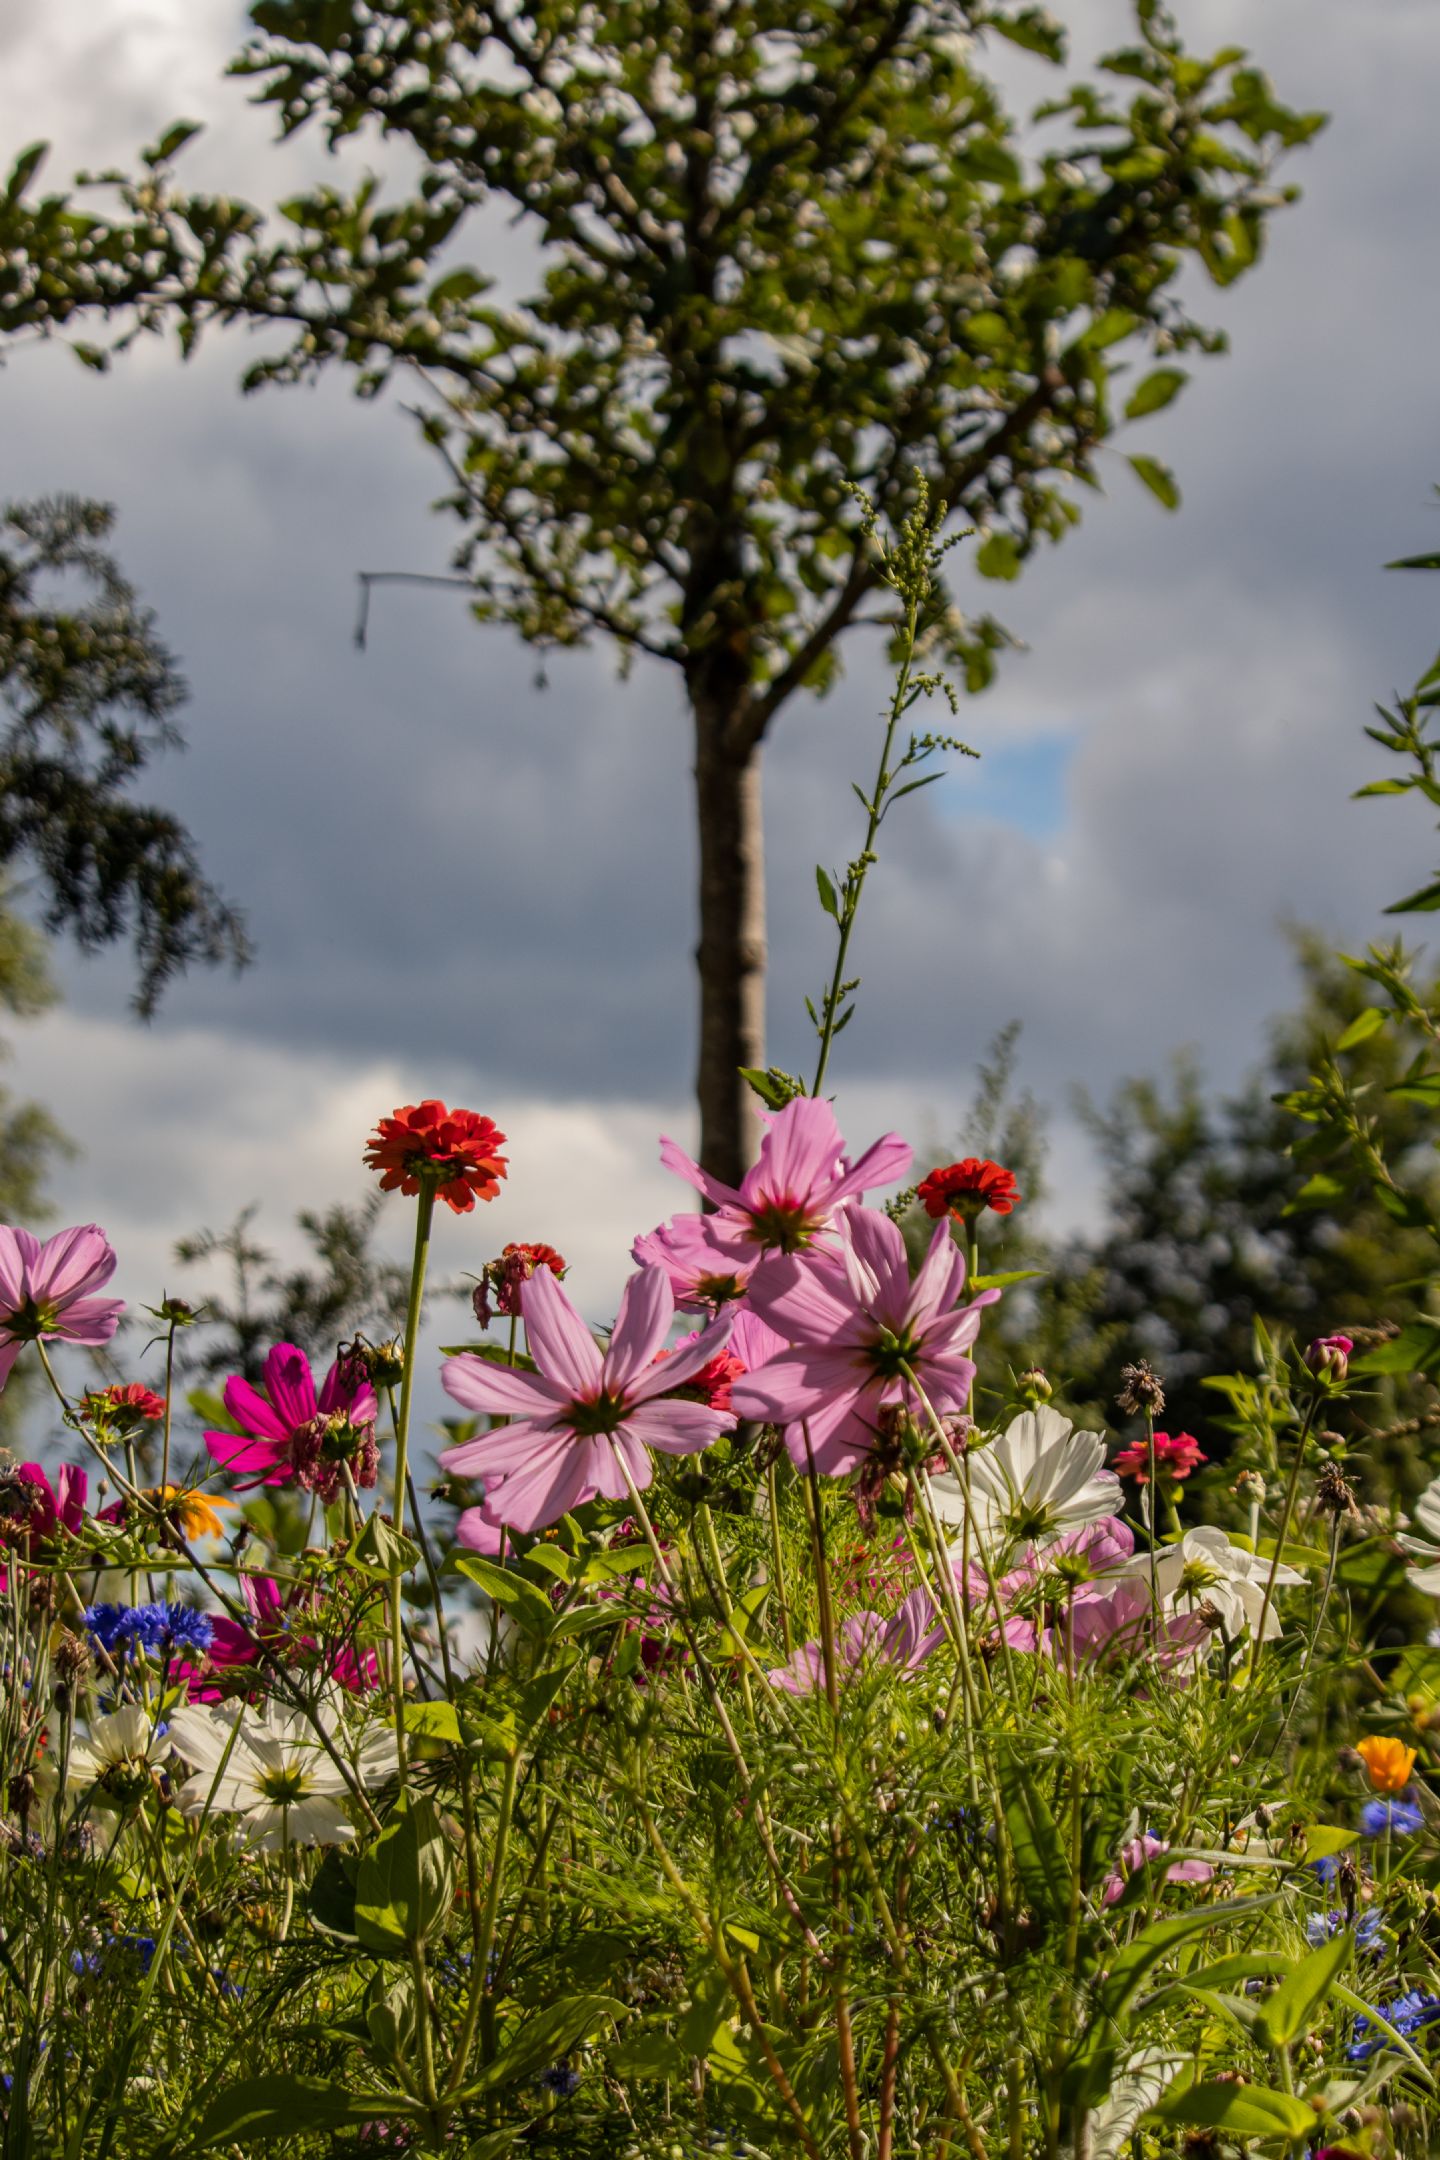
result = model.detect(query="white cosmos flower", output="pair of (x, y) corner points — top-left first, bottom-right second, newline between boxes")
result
(1128, 1525), (1304, 1643)
(931, 1406), (1122, 1560)
(1398, 1473), (1440, 1594)
(167, 1696), (395, 1851)
(65, 1705), (170, 1810)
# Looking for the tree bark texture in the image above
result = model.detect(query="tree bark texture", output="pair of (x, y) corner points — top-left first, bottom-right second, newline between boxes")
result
(692, 689), (767, 1190)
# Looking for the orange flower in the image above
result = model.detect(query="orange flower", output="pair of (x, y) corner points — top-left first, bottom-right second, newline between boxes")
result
(152, 1485), (234, 1541)
(1356, 1735), (1417, 1794)
(364, 1100), (508, 1214)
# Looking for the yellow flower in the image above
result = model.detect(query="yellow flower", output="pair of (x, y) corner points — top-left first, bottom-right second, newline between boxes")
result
(1356, 1735), (1417, 1795)
(148, 1485), (234, 1541)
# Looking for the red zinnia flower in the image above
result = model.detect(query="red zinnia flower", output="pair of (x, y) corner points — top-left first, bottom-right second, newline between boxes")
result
(916, 1158), (1022, 1222)
(364, 1100), (508, 1214)
(1111, 1431), (1207, 1485)
(82, 1383), (167, 1426)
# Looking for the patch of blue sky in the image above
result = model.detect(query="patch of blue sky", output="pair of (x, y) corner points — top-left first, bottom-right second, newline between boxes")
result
(938, 731), (1076, 840)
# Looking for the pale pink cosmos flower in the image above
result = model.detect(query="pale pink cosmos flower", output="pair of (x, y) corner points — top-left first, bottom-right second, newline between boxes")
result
(767, 1586), (946, 1695)
(657, 1097), (912, 1283)
(440, 1264), (735, 1534)
(204, 1345), (379, 1489)
(1100, 1834), (1214, 1907)
(733, 1206), (998, 1474)
(0, 1225), (124, 1391)
(631, 1213), (756, 1312)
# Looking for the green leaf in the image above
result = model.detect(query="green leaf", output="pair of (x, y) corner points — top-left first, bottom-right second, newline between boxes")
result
(354, 1794), (458, 1957)
(143, 120), (203, 168)
(1385, 878), (1440, 914)
(1078, 306), (1139, 350)
(1254, 1924), (1348, 2047)
(438, 1341), (538, 1371)
(1124, 367), (1188, 419)
(189, 2077), (417, 2147)
(1004, 1767), (1068, 1920)
(456, 1996), (621, 2102)
(815, 865), (839, 918)
(452, 1554), (555, 1634)
(969, 1268), (1045, 1291)
(1301, 1825), (1357, 1860)
(1350, 1320), (1440, 1376)
(1387, 552), (1440, 570)
(5, 143), (48, 202)
(976, 530), (1023, 580)
(401, 1700), (461, 1745)
(739, 1067), (806, 1111)
(345, 1510), (421, 1579)
(1148, 2077), (1315, 2141)
(1335, 1006), (1386, 1051)
(1127, 454), (1181, 510)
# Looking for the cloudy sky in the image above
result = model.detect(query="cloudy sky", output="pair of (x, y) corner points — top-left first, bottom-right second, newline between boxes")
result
(1, 0), (1439, 1427)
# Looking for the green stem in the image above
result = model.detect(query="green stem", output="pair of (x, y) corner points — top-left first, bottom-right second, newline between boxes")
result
(390, 1182), (437, 1771)
(1247, 1396), (1320, 1685)
(811, 595), (918, 1096)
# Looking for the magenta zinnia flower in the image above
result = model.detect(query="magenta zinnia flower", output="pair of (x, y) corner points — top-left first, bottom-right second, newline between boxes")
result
(658, 1097), (912, 1280)
(440, 1264), (735, 1534)
(204, 1344), (379, 1489)
(733, 1206), (998, 1475)
(0, 1225), (124, 1391)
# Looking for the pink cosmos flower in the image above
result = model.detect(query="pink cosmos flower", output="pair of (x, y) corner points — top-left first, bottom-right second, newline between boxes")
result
(657, 1097), (912, 1281)
(631, 1213), (757, 1311)
(187, 1573), (380, 1699)
(0, 1225), (124, 1392)
(768, 1585), (946, 1695)
(0, 1462), (88, 1587)
(440, 1264), (735, 1534)
(732, 1206), (998, 1474)
(1100, 1834), (1214, 1906)
(204, 1344), (379, 1489)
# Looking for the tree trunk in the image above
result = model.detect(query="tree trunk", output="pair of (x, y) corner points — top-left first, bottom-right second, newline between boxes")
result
(692, 687), (767, 1190)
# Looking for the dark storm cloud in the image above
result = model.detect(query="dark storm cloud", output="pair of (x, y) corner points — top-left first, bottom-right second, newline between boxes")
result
(2, 0), (1439, 1146)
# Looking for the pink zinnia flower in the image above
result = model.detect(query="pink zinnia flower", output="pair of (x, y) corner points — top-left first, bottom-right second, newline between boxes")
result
(1111, 1431), (1207, 1485)
(732, 1207), (998, 1475)
(204, 1344), (379, 1489)
(440, 1265), (735, 1534)
(0, 1225), (124, 1391)
(658, 1097), (912, 1279)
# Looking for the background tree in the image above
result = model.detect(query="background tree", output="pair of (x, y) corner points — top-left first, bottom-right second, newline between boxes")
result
(0, 497), (249, 1011)
(0, 3), (1321, 1181)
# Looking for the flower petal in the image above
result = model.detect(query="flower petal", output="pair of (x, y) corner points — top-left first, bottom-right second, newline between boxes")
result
(628, 1308), (736, 1401)
(32, 1224), (117, 1305)
(263, 1344), (319, 1433)
(622, 1400), (734, 1457)
(441, 1355), (568, 1418)
(222, 1376), (291, 1446)
(520, 1266), (605, 1395)
(603, 1266), (674, 1394)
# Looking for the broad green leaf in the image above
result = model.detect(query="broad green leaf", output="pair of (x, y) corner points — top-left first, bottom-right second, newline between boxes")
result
(346, 1510), (422, 1579)
(1004, 1768), (1068, 1920)
(1302, 1825), (1358, 1859)
(1335, 1006), (1386, 1051)
(1349, 1320), (1440, 1376)
(354, 1794), (457, 1957)
(1385, 878), (1440, 914)
(1255, 1925), (1349, 2047)
(452, 1554), (555, 1634)
(976, 530), (1023, 580)
(1148, 2077), (1315, 2141)
(1124, 367), (1187, 419)
(1127, 453), (1180, 509)
(401, 1700), (461, 1744)
(457, 1995), (621, 2101)
(189, 2077), (417, 2147)
(815, 865), (839, 918)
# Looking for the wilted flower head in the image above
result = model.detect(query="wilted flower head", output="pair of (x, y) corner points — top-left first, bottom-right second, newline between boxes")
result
(364, 1100), (508, 1214)
(1315, 1461), (1360, 1519)
(473, 1242), (567, 1328)
(915, 1158), (1021, 1223)
(0, 1225), (125, 1394)
(1116, 1360), (1165, 1417)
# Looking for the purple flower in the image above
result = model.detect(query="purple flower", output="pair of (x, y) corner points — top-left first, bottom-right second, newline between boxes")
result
(732, 1207), (997, 1475)
(1360, 1797), (1424, 1838)
(204, 1344), (378, 1489)
(440, 1265), (735, 1534)
(0, 1225), (124, 1391)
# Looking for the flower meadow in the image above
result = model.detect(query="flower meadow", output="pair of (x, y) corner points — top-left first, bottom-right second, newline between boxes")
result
(7, 504), (1440, 2160)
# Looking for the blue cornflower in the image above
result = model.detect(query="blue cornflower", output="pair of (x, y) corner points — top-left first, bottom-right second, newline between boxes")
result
(1310, 1855), (1341, 1885)
(1360, 1798), (1424, 1838)
(82, 1603), (212, 1655)
(539, 2065), (581, 2098)
(1347, 1988), (1440, 2061)
(1306, 1907), (1384, 1950)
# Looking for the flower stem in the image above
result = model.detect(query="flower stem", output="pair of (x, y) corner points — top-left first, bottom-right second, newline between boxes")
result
(389, 1182), (436, 1771)
(1247, 1396), (1319, 1684)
